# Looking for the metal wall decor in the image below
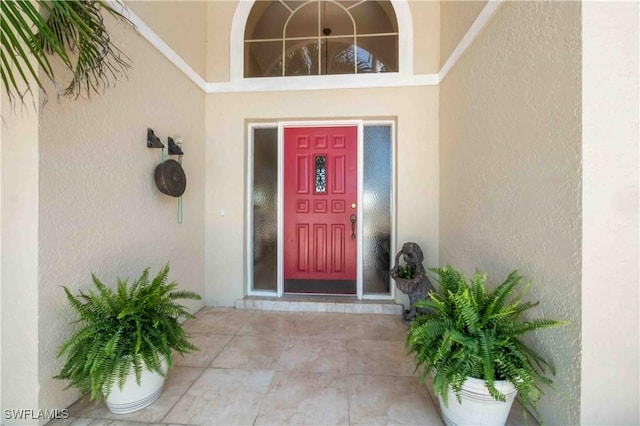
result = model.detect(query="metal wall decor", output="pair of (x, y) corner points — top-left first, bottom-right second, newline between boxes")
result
(147, 128), (186, 198)
(154, 159), (186, 197)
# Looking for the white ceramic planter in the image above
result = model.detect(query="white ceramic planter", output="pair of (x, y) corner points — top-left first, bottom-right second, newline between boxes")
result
(105, 360), (167, 414)
(438, 376), (517, 426)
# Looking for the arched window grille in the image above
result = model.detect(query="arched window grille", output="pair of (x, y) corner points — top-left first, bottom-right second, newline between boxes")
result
(244, 0), (399, 77)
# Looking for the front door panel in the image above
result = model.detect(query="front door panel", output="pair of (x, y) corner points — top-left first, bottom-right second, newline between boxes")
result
(284, 126), (357, 293)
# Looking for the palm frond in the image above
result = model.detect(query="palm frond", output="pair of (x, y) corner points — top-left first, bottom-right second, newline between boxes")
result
(1, 0), (54, 101)
(1, 0), (132, 106)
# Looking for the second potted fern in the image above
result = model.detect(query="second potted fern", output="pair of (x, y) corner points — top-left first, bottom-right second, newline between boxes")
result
(406, 265), (567, 425)
(55, 264), (201, 413)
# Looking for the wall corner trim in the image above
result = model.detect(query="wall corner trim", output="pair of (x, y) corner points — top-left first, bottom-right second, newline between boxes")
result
(438, 0), (505, 84)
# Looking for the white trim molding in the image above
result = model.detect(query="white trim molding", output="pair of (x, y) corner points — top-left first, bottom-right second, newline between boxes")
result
(392, 0), (415, 76)
(229, 0), (252, 85)
(277, 120), (364, 299)
(110, 1), (207, 91)
(206, 72), (437, 93)
(438, 0), (505, 83)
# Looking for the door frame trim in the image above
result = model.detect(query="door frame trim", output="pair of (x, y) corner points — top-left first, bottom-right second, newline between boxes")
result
(246, 120), (396, 300)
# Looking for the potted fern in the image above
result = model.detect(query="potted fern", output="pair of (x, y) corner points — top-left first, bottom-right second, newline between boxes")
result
(55, 263), (201, 414)
(406, 265), (567, 425)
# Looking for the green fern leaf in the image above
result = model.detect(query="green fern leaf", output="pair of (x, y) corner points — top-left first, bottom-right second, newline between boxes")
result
(54, 263), (201, 401)
(407, 265), (568, 421)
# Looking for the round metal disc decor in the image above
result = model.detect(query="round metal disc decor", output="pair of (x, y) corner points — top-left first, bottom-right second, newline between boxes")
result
(154, 159), (186, 197)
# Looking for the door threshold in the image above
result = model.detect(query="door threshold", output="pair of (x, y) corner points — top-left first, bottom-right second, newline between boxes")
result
(235, 295), (403, 315)
(282, 292), (357, 298)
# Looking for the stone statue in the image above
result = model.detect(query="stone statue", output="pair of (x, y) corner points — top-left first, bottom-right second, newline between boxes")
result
(390, 242), (434, 324)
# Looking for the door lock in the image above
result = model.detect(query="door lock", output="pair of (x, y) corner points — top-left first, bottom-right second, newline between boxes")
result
(350, 214), (357, 239)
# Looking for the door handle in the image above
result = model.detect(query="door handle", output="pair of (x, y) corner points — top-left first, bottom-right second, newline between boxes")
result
(350, 214), (357, 239)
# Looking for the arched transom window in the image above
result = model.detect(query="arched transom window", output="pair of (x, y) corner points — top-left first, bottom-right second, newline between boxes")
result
(244, 0), (398, 77)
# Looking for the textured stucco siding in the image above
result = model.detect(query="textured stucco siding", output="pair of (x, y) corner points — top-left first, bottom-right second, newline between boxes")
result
(439, 2), (582, 424)
(1, 79), (41, 426)
(36, 15), (206, 411)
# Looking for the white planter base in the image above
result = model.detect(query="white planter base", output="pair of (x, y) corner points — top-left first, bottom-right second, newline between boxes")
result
(106, 362), (167, 414)
(438, 377), (517, 426)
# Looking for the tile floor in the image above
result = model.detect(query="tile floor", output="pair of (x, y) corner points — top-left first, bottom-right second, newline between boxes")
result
(55, 307), (531, 426)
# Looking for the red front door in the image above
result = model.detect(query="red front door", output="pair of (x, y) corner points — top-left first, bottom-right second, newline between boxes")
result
(284, 126), (357, 294)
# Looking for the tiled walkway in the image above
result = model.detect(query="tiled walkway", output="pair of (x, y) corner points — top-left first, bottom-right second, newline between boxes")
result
(57, 308), (529, 425)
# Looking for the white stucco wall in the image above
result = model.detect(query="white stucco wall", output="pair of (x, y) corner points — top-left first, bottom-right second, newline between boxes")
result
(439, 2), (581, 424)
(1, 88), (41, 426)
(0, 109), (2, 421)
(0, 12), (206, 414)
(581, 2), (640, 424)
(205, 86), (440, 307)
(0, 104), (2, 422)
(0, 137), (2, 423)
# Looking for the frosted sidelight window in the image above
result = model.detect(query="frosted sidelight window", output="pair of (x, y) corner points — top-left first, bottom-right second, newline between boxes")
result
(363, 125), (392, 295)
(252, 128), (278, 291)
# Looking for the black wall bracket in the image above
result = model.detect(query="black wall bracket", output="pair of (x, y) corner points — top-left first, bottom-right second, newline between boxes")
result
(147, 128), (164, 148)
(168, 137), (184, 156)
